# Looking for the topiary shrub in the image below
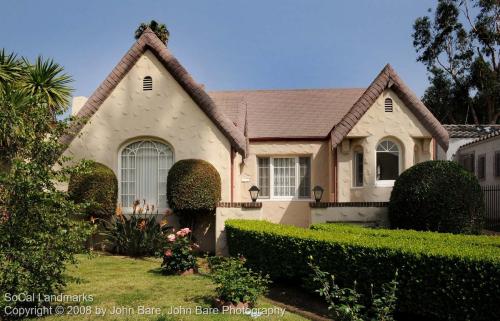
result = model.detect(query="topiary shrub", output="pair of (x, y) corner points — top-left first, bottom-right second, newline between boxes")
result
(167, 159), (221, 216)
(68, 162), (118, 220)
(389, 160), (484, 234)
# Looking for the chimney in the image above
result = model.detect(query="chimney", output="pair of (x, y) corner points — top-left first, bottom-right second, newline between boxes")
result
(71, 96), (88, 116)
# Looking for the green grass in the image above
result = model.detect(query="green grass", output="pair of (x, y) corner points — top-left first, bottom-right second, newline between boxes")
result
(32, 253), (306, 321)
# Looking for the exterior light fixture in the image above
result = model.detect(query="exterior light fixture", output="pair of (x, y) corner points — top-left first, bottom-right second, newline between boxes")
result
(312, 185), (324, 203)
(249, 185), (260, 202)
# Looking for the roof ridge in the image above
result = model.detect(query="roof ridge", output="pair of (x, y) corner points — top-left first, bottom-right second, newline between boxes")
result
(208, 87), (366, 94)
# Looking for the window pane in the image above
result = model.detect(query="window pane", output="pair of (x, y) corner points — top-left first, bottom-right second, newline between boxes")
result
(354, 152), (363, 187)
(377, 153), (399, 180)
(478, 156), (485, 179)
(299, 157), (311, 197)
(258, 158), (270, 198)
(120, 140), (173, 211)
(273, 158), (296, 197)
(496, 153), (500, 177)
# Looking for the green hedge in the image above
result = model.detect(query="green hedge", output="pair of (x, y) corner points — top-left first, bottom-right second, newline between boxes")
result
(226, 220), (500, 321)
(68, 162), (118, 219)
(167, 159), (221, 215)
(389, 160), (484, 234)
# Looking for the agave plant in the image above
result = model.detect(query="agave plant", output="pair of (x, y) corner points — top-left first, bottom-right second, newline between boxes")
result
(100, 214), (170, 257)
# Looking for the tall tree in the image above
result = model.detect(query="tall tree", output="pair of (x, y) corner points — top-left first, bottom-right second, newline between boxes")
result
(135, 20), (170, 44)
(413, 0), (499, 124)
(0, 49), (91, 315)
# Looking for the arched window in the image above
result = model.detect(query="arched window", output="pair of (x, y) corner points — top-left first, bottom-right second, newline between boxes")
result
(384, 98), (393, 112)
(143, 76), (153, 91)
(376, 140), (400, 184)
(120, 140), (173, 212)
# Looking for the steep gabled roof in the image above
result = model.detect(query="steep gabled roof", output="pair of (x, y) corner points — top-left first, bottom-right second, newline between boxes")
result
(61, 28), (247, 156)
(457, 129), (500, 150)
(330, 64), (449, 150)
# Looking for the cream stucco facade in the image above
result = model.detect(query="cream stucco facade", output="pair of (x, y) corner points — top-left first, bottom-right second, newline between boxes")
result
(64, 37), (448, 253)
(337, 90), (434, 202)
(66, 50), (233, 208)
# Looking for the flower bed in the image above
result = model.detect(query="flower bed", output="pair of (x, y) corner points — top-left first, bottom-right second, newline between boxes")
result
(225, 220), (500, 321)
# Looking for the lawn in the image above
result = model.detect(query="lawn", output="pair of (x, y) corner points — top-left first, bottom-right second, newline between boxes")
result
(31, 253), (307, 321)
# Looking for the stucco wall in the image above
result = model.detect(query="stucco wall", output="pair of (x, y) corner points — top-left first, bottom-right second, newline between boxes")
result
(215, 207), (262, 255)
(311, 206), (388, 226)
(235, 141), (330, 226)
(65, 50), (233, 208)
(457, 136), (500, 186)
(437, 137), (476, 161)
(338, 89), (434, 202)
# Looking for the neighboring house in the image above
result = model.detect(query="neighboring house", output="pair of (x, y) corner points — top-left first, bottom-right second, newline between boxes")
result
(62, 29), (449, 251)
(456, 130), (500, 185)
(437, 125), (500, 161)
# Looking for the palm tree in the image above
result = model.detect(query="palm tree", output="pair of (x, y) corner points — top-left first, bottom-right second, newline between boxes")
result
(135, 20), (170, 44)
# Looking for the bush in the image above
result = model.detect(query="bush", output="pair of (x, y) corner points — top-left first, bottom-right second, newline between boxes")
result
(388, 160), (484, 234)
(211, 257), (270, 305)
(101, 214), (166, 256)
(225, 220), (500, 321)
(68, 162), (118, 220)
(167, 159), (221, 216)
(161, 228), (198, 274)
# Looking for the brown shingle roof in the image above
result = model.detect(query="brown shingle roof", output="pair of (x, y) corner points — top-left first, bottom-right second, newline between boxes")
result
(60, 28), (247, 156)
(209, 88), (366, 139)
(330, 64), (449, 150)
(444, 124), (500, 138)
(457, 130), (500, 150)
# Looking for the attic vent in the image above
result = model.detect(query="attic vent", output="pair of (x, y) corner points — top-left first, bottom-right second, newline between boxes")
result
(384, 98), (393, 112)
(143, 76), (152, 91)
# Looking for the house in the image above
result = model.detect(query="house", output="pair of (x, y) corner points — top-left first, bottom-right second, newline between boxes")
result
(437, 124), (500, 161)
(62, 29), (449, 252)
(456, 130), (500, 185)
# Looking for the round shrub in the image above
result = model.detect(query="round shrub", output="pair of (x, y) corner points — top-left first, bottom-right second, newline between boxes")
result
(68, 162), (118, 219)
(167, 159), (221, 215)
(389, 160), (484, 234)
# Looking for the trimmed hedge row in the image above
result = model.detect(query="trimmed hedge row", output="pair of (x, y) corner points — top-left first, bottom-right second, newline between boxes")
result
(311, 223), (500, 247)
(225, 220), (500, 321)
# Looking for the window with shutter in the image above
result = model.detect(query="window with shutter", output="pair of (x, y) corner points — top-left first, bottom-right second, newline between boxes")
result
(477, 155), (486, 180)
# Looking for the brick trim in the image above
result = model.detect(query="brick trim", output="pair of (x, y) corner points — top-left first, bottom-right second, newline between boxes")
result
(217, 202), (262, 209)
(310, 202), (388, 208)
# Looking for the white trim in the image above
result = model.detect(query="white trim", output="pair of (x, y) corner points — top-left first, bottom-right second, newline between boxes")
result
(257, 155), (312, 201)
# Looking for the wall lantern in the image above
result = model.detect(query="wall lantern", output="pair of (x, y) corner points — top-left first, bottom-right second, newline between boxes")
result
(249, 185), (260, 202)
(312, 185), (324, 203)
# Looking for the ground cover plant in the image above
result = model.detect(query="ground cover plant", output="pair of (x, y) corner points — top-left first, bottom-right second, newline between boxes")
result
(210, 256), (270, 306)
(225, 219), (500, 321)
(310, 262), (398, 321)
(101, 214), (166, 256)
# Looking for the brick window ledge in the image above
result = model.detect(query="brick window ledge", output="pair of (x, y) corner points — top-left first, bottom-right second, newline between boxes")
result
(217, 202), (263, 209)
(310, 202), (389, 208)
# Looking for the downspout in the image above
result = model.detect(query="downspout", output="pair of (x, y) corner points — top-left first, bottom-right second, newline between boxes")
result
(432, 139), (437, 160)
(333, 147), (338, 202)
(230, 147), (235, 203)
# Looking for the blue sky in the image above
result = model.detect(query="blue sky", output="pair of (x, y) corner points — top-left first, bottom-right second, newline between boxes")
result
(0, 0), (437, 98)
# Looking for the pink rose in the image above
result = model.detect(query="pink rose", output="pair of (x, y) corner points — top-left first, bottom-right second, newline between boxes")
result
(167, 234), (176, 242)
(164, 249), (173, 257)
